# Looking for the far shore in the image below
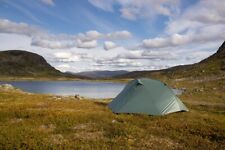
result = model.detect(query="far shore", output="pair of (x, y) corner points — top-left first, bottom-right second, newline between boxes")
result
(0, 76), (131, 83)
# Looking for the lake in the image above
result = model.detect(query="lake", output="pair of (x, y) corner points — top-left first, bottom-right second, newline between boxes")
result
(0, 81), (182, 99)
(0, 81), (125, 99)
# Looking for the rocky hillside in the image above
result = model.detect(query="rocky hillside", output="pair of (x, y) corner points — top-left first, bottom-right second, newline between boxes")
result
(116, 41), (225, 79)
(0, 50), (76, 78)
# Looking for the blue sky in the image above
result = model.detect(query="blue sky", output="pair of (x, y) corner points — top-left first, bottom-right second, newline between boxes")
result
(0, 0), (224, 72)
(0, 0), (173, 37)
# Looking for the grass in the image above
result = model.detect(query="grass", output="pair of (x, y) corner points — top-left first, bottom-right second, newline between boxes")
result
(0, 78), (224, 149)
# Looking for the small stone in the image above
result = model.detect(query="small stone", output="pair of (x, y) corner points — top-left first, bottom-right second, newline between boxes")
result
(75, 94), (82, 100)
(112, 119), (117, 123)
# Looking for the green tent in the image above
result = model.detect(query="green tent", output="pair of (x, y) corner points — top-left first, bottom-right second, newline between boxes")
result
(108, 78), (188, 115)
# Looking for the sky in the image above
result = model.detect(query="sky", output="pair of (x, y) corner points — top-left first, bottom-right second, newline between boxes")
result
(0, 0), (224, 72)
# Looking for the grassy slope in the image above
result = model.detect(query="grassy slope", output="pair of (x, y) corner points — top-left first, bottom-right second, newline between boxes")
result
(0, 50), (60, 77)
(0, 78), (224, 149)
(0, 50), (86, 80)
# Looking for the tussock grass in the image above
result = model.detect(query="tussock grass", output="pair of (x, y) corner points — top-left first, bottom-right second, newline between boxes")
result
(0, 79), (224, 149)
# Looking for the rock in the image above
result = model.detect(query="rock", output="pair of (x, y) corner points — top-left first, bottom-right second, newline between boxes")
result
(75, 94), (82, 100)
(199, 88), (204, 92)
(0, 84), (15, 90)
(11, 118), (23, 123)
(112, 119), (117, 123)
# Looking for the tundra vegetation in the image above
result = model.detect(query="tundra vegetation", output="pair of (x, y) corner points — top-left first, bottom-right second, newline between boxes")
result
(0, 77), (224, 149)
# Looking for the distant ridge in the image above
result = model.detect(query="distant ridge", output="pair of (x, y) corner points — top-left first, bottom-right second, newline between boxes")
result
(71, 70), (129, 78)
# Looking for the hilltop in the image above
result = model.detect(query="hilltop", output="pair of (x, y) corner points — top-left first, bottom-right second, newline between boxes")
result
(0, 50), (84, 79)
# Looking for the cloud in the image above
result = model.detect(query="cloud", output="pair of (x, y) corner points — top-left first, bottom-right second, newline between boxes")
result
(140, 0), (225, 50)
(141, 51), (178, 60)
(77, 39), (98, 49)
(88, 0), (114, 12)
(95, 58), (142, 68)
(0, 19), (132, 49)
(115, 51), (142, 59)
(54, 52), (72, 59)
(55, 64), (70, 72)
(166, 0), (225, 34)
(185, 51), (213, 62)
(31, 37), (76, 49)
(78, 30), (132, 41)
(142, 34), (193, 49)
(103, 41), (117, 50)
(116, 50), (178, 60)
(77, 30), (102, 42)
(0, 19), (43, 36)
(93, 48), (179, 70)
(142, 37), (170, 49)
(120, 8), (137, 20)
(142, 24), (225, 49)
(40, 0), (55, 6)
(53, 52), (88, 62)
(29, 29), (131, 49)
(106, 30), (132, 39)
(89, 0), (180, 20)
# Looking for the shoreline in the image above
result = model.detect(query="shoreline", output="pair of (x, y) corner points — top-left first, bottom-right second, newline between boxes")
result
(0, 76), (131, 83)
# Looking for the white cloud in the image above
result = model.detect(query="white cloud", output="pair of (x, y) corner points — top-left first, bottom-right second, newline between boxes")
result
(142, 37), (169, 49)
(0, 19), (132, 49)
(54, 52), (72, 59)
(141, 51), (178, 60)
(116, 51), (142, 59)
(142, 24), (225, 49)
(166, 0), (225, 34)
(88, 0), (114, 12)
(89, 0), (180, 20)
(77, 39), (98, 49)
(106, 30), (132, 39)
(31, 37), (76, 49)
(41, 0), (55, 6)
(142, 34), (192, 49)
(185, 51), (213, 62)
(95, 58), (143, 68)
(55, 64), (70, 72)
(104, 41), (117, 50)
(120, 8), (137, 20)
(78, 30), (132, 41)
(53, 52), (85, 62)
(0, 19), (43, 36)
(138, 0), (225, 51)
(77, 30), (102, 42)
(115, 50), (178, 60)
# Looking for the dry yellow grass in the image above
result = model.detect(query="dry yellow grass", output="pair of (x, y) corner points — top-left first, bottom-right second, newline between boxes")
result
(0, 78), (224, 149)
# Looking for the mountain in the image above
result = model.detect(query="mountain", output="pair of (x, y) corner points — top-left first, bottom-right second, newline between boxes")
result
(116, 41), (225, 79)
(0, 50), (82, 78)
(72, 70), (129, 78)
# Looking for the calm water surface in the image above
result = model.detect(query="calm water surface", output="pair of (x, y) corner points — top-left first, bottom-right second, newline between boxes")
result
(0, 81), (126, 99)
(0, 81), (182, 98)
